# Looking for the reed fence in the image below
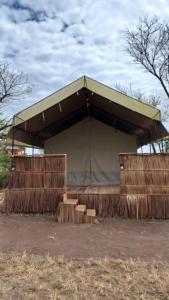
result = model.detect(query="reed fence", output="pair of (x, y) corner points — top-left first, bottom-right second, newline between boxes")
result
(119, 153), (169, 219)
(68, 193), (120, 217)
(4, 155), (66, 213)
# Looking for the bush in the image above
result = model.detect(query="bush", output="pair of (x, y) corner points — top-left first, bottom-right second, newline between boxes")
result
(0, 151), (10, 188)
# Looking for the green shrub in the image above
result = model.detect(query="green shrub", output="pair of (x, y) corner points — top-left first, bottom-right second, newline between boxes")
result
(0, 151), (10, 188)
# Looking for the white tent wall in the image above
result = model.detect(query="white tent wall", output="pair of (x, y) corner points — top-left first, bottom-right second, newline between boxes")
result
(44, 117), (137, 186)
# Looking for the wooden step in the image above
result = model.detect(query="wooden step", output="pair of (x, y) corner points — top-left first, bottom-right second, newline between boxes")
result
(87, 209), (96, 217)
(58, 199), (78, 223)
(64, 199), (78, 205)
(74, 204), (86, 224)
(63, 193), (67, 202)
(85, 209), (96, 224)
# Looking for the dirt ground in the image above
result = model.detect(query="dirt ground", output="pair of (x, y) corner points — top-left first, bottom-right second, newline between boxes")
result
(1, 214), (169, 261)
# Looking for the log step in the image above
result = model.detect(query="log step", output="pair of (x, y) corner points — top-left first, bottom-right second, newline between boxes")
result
(85, 209), (96, 224)
(87, 209), (96, 217)
(58, 199), (78, 223)
(58, 195), (97, 224)
(75, 204), (86, 211)
(63, 193), (67, 203)
(64, 199), (78, 205)
(74, 204), (86, 224)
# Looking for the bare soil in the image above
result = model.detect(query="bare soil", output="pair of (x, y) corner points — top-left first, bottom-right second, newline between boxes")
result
(1, 214), (169, 260)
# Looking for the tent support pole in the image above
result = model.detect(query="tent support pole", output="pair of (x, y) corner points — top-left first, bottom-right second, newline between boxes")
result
(32, 146), (35, 157)
(11, 128), (15, 155)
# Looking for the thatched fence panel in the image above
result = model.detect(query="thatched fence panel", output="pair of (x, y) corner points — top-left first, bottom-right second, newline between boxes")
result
(68, 193), (120, 218)
(4, 155), (66, 213)
(119, 153), (169, 219)
(119, 153), (169, 170)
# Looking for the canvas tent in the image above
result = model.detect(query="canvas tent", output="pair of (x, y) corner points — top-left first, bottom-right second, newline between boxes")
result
(8, 76), (168, 185)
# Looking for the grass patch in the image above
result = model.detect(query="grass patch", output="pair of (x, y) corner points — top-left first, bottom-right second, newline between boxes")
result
(0, 252), (169, 299)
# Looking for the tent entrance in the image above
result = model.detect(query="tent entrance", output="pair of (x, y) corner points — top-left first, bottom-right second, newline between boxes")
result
(67, 169), (120, 186)
(45, 117), (137, 186)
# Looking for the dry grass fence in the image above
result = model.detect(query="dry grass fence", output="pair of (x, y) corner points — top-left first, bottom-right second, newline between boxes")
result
(68, 193), (120, 218)
(119, 153), (169, 219)
(4, 155), (66, 213)
(4, 153), (169, 219)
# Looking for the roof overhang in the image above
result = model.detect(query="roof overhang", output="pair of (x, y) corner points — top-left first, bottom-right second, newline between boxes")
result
(8, 76), (168, 148)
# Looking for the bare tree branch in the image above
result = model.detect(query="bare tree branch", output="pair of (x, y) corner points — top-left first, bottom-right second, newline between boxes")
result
(115, 82), (169, 153)
(115, 82), (169, 121)
(0, 61), (31, 132)
(123, 16), (169, 99)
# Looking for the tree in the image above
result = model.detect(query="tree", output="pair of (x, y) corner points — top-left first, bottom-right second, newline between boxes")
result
(115, 83), (169, 153)
(115, 83), (169, 122)
(0, 151), (10, 187)
(0, 61), (31, 131)
(0, 62), (31, 187)
(123, 16), (169, 99)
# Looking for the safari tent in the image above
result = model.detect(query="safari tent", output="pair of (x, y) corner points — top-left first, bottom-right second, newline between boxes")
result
(5, 76), (169, 220)
(8, 75), (167, 186)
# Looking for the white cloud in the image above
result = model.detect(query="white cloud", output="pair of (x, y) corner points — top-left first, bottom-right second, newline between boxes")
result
(0, 0), (169, 121)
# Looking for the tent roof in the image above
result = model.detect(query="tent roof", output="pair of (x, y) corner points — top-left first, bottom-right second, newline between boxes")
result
(9, 75), (168, 147)
(5, 137), (40, 149)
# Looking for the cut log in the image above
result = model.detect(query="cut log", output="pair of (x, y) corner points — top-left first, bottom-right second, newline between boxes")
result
(85, 209), (97, 224)
(58, 199), (78, 223)
(63, 193), (67, 202)
(64, 199), (78, 205)
(74, 204), (86, 224)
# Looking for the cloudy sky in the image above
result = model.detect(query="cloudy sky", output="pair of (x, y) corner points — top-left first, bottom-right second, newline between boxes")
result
(1, 0), (169, 119)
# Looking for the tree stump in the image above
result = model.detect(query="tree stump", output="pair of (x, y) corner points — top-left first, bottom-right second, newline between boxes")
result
(85, 209), (96, 224)
(58, 199), (78, 223)
(74, 204), (86, 224)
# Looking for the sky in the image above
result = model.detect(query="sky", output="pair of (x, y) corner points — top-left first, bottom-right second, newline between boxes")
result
(0, 0), (169, 119)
